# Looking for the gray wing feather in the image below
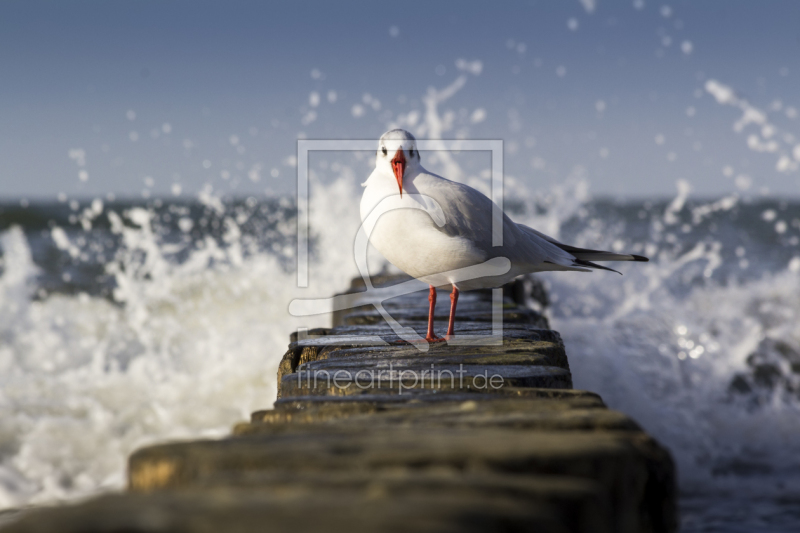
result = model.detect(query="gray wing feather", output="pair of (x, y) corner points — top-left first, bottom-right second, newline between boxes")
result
(416, 172), (648, 273)
(420, 176), (578, 268)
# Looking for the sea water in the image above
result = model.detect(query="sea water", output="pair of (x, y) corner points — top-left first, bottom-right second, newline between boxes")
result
(1, 178), (799, 531)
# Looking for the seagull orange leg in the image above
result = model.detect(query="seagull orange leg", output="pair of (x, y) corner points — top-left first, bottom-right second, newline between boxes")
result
(425, 285), (444, 342)
(445, 286), (459, 339)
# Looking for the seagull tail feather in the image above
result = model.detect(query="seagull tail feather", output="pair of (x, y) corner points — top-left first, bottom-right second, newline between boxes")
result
(572, 259), (622, 275)
(555, 243), (649, 263)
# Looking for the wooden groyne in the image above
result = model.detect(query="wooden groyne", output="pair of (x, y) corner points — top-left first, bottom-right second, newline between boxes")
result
(1, 276), (677, 533)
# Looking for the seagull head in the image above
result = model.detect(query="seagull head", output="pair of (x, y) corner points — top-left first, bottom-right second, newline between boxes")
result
(376, 129), (420, 198)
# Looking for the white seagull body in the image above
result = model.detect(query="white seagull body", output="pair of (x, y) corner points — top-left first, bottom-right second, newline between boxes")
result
(360, 129), (647, 341)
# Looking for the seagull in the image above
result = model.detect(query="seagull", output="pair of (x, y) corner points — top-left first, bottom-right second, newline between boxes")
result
(360, 129), (648, 342)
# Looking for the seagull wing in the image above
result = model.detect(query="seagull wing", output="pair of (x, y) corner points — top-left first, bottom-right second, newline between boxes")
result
(416, 171), (649, 274)
(416, 173), (580, 270)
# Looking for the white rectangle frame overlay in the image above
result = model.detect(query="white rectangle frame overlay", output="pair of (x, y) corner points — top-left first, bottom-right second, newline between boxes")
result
(295, 139), (505, 346)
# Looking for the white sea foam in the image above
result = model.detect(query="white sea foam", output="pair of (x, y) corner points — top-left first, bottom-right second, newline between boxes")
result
(547, 239), (800, 493)
(0, 177), (369, 508)
(706, 79), (800, 174)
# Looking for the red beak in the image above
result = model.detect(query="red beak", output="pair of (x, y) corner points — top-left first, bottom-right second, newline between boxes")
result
(391, 148), (406, 198)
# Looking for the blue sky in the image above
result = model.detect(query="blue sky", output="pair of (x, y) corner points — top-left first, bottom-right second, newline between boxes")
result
(1, 0), (799, 200)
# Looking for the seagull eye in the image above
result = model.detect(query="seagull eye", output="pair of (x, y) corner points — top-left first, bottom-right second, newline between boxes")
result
(381, 146), (387, 156)
(409, 149), (414, 157)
